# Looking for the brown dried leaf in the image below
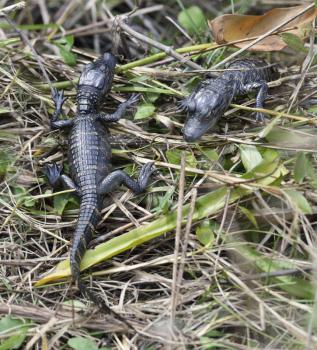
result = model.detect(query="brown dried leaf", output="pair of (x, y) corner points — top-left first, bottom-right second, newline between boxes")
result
(208, 5), (317, 51)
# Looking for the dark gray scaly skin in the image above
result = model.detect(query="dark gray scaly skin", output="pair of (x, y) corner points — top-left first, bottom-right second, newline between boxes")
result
(180, 58), (277, 142)
(43, 53), (154, 326)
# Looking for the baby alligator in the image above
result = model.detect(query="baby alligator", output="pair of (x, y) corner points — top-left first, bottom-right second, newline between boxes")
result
(43, 53), (154, 324)
(180, 58), (276, 141)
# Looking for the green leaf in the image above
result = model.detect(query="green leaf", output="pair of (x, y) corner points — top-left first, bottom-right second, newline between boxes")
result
(154, 189), (174, 214)
(0, 150), (12, 176)
(53, 192), (73, 215)
(237, 244), (314, 299)
(239, 145), (262, 172)
(196, 220), (217, 246)
(200, 148), (219, 162)
(294, 152), (314, 183)
(166, 149), (197, 168)
(68, 337), (98, 350)
(281, 33), (307, 53)
(54, 35), (74, 49)
(265, 126), (317, 150)
(134, 103), (155, 120)
(53, 35), (76, 66)
(178, 6), (206, 35)
(284, 189), (312, 214)
(146, 93), (160, 103)
(310, 179), (317, 190)
(0, 316), (29, 350)
(23, 197), (36, 208)
(62, 300), (86, 312)
(57, 46), (76, 66)
(239, 206), (258, 229)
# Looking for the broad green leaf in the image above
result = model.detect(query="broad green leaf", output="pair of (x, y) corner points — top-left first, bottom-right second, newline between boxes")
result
(62, 300), (86, 312)
(35, 155), (286, 286)
(68, 337), (98, 350)
(23, 197), (36, 208)
(196, 220), (217, 246)
(53, 192), (72, 215)
(146, 93), (160, 103)
(178, 6), (207, 35)
(134, 102), (155, 120)
(236, 244), (314, 299)
(166, 149), (197, 168)
(265, 126), (317, 150)
(54, 35), (74, 49)
(53, 35), (76, 66)
(0, 316), (29, 350)
(294, 152), (314, 183)
(284, 189), (312, 214)
(200, 148), (219, 162)
(281, 33), (307, 53)
(294, 152), (306, 183)
(57, 46), (76, 66)
(153, 189), (174, 214)
(239, 145), (262, 172)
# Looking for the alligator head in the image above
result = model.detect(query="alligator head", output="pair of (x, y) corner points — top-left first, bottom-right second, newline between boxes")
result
(181, 85), (227, 142)
(78, 52), (117, 95)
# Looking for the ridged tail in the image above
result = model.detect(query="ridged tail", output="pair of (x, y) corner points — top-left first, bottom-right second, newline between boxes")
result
(70, 195), (132, 329)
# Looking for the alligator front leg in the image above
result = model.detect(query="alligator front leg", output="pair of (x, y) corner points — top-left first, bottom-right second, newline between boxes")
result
(50, 89), (74, 129)
(43, 163), (81, 196)
(96, 94), (139, 122)
(98, 162), (154, 195)
(242, 81), (268, 122)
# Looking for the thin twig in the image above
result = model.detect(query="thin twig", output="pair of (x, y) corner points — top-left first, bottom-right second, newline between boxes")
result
(0, 1), (25, 15)
(175, 188), (197, 306)
(2, 15), (53, 94)
(170, 152), (186, 322)
(116, 16), (204, 71)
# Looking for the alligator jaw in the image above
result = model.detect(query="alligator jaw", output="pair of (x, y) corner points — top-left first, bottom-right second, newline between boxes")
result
(183, 113), (218, 142)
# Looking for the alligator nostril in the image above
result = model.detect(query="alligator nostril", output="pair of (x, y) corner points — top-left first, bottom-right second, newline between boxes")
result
(184, 134), (195, 142)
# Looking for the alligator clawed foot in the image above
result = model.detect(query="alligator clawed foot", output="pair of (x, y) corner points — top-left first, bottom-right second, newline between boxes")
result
(52, 88), (67, 111)
(138, 162), (155, 191)
(43, 163), (62, 187)
(125, 93), (140, 108)
(254, 112), (266, 123)
(178, 98), (189, 111)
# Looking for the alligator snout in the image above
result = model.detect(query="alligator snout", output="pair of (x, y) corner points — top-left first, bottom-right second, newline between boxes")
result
(183, 116), (210, 142)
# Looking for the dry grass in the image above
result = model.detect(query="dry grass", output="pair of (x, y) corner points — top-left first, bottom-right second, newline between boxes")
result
(1, 0), (317, 349)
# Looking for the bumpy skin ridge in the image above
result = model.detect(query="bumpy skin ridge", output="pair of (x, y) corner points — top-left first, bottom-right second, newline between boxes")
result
(44, 53), (153, 327)
(181, 58), (276, 141)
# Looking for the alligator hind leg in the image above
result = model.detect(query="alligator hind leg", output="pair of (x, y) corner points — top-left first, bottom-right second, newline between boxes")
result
(97, 94), (140, 123)
(98, 162), (154, 195)
(50, 89), (74, 130)
(43, 163), (81, 196)
(242, 81), (268, 122)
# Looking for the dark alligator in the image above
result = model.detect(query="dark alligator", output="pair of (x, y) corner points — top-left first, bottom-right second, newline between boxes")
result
(43, 53), (154, 325)
(180, 58), (276, 141)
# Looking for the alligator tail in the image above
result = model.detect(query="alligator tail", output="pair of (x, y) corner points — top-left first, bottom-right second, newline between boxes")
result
(70, 196), (133, 329)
